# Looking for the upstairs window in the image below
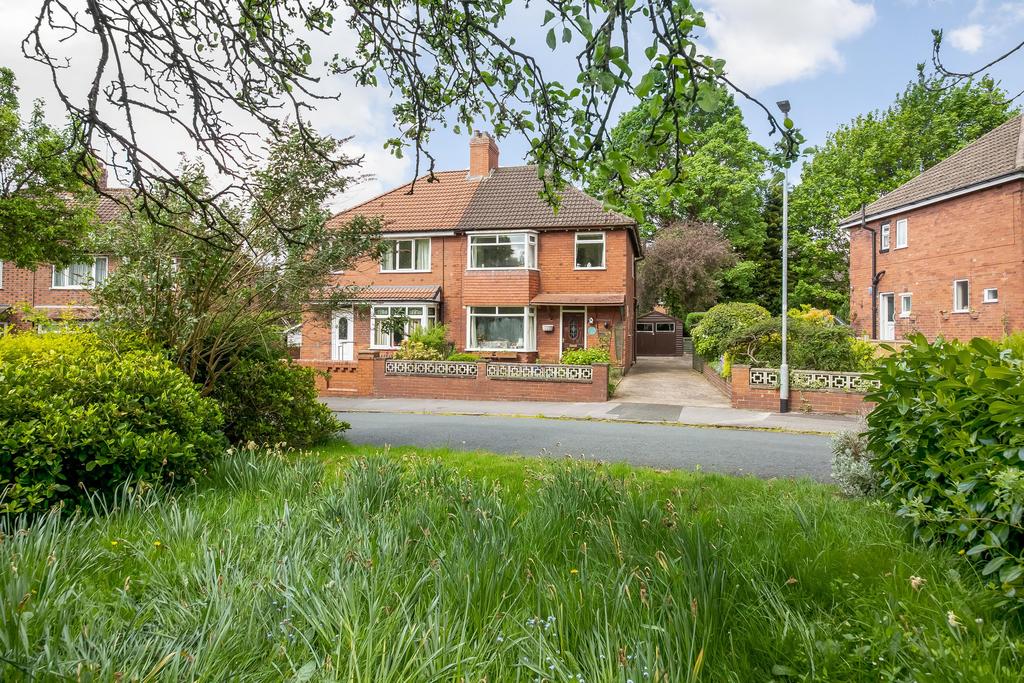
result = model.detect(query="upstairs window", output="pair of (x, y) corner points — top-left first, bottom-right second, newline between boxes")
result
(381, 238), (430, 272)
(895, 219), (908, 249)
(880, 224), (890, 252)
(469, 232), (537, 269)
(953, 279), (970, 313)
(52, 257), (107, 290)
(983, 288), (999, 303)
(575, 232), (606, 269)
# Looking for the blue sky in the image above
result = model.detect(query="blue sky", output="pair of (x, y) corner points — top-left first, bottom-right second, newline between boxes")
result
(2, 1), (1023, 209)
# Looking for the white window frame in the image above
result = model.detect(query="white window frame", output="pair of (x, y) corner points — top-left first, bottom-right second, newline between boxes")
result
(380, 237), (431, 273)
(953, 279), (970, 313)
(636, 322), (654, 333)
(369, 303), (437, 349)
(895, 218), (908, 249)
(879, 223), (890, 251)
(52, 256), (108, 290)
(655, 322), (676, 333)
(983, 288), (999, 304)
(574, 232), (606, 270)
(466, 306), (537, 352)
(899, 293), (912, 318)
(467, 231), (538, 270)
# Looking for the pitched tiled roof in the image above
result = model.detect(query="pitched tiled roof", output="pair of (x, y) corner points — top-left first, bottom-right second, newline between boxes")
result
(531, 292), (625, 305)
(840, 115), (1024, 227)
(330, 166), (635, 233)
(347, 285), (441, 302)
(97, 189), (135, 222)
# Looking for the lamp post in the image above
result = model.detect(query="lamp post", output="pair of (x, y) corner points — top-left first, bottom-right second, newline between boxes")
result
(776, 99), (791, 414)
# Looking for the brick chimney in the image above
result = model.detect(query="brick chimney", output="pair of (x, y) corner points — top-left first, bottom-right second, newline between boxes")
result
(468, 130), (499, 178)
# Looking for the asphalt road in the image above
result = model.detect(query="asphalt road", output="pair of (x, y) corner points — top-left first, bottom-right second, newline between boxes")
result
(337, 412), (834, 482)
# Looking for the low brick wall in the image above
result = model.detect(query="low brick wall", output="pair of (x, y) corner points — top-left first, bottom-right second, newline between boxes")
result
(730, 365), (874, 416)
(699, 362), (732, 399)
(302, 353), (608, 402)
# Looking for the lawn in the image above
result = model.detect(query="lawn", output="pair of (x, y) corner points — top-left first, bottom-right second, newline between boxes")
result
(2, 442), (1022, 682)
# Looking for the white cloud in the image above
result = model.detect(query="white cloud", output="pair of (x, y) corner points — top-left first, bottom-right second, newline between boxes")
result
(948, 23), (985, 52)
(700, 0), (876, 90)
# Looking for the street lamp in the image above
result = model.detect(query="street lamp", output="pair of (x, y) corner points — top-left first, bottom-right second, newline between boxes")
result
(776, 100), (791, 414)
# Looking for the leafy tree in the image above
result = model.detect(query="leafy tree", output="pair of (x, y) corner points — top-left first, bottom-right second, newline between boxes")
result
(789, 75), (1018, 316)
(93, 127), (381, 392)
(636, 221), (735, 318)
(0, 67), (97, 268)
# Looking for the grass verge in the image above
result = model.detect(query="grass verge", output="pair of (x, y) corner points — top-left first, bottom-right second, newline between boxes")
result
(1, 441), (1021, 681)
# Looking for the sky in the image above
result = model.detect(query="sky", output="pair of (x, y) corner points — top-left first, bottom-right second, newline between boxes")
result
(2, 0), (1023, 211)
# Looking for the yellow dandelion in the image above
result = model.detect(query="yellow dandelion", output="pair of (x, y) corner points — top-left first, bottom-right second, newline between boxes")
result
(570, 568), (579, 575)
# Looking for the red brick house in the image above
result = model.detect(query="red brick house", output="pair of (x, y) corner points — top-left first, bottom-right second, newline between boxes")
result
(843, 114), (1024, 341)
(299, 132), (641, 370)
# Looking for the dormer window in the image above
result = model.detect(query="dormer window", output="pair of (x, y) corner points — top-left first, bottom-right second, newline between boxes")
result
(468, 232), (537, 269)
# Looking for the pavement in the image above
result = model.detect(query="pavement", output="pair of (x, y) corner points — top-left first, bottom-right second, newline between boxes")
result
(336, 412), (836, 481)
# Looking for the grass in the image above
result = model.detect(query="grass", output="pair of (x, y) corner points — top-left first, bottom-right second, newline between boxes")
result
(2, 442), (1022, 682)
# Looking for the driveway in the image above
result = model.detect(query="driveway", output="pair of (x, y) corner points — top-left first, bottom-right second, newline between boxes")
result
(614, 356), (729, 407)
(338, 412), (834, 481)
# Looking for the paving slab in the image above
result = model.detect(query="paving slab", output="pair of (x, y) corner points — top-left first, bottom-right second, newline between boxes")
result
(614, 356), (729, 407)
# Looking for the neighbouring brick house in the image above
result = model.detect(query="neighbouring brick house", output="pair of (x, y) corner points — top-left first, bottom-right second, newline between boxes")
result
(299, 131), (641, 372)
(843, 114), (1024, 341)
(0, 172), (130, 324)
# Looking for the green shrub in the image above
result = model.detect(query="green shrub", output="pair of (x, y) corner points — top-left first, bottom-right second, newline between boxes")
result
(867, 334), (1024, 601)
(684, 311), (706, 334)
(446, 352), (481, 362)
(830, 427), (881, 498)
(392, 339), (444, 360)
(560, 348), (611, 365)
(212, 354), (346, 449)
(408, 324), (452, 356)
(0, 330), (225, 514)
(725, 317), (868, 372)
(692, 302), (769, 361)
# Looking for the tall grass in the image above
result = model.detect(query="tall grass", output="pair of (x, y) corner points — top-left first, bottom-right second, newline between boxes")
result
(1, 446), (1021, 681)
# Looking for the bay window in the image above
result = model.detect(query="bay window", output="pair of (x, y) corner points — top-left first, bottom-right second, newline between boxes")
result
(370, 304), (437, 348)
(52, 256), (108, 289)
(575, 232), (606, 269)
(468, 232), (537, 269)
(467, 306), (536, 351)
(381, 238), (430, 272)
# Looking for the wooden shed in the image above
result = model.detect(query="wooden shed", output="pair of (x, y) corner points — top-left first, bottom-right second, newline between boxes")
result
(635, 310), (685, 356)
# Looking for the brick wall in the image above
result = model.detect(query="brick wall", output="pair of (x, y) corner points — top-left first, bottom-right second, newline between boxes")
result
(730, 365), (873, 416)
(850, 180), (1024, 340)
(0, 257), (118, 316)
(699, 362), (732, 399)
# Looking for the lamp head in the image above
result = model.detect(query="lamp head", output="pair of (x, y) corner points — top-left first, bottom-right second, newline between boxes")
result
(776, 100), (791, 115)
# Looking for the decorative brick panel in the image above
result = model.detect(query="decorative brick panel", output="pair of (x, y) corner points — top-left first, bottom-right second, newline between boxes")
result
(730, 365), (873, 416)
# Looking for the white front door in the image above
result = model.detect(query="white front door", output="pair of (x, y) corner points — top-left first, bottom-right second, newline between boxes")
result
(332, 310), (355, 361)
(879, 293), (896, 341)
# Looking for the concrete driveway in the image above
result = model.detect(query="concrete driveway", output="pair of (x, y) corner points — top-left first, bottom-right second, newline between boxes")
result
(614, 356), (729, 407)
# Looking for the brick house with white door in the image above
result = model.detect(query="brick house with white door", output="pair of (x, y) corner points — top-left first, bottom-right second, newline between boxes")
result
(842, 114), (1024, 341)
(299, 132), (642, 371)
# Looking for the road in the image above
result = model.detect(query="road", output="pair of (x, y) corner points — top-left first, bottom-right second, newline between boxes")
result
(337, 412), (834, 482)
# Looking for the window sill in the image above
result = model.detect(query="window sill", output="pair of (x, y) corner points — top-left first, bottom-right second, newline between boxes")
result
(952, 310), (971, 314)
(51, 286), (91, 291)
(983, 300), (999, 304)
(574, 266), (607, 271)
(379, 269), (432, 274)
(466, 267), (539, 272)
(466, 348), (535, 353)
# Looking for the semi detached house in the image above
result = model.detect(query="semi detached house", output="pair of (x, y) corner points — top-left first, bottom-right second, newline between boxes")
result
(300, 132), (641, 373)
(843, 114), (1024, 341)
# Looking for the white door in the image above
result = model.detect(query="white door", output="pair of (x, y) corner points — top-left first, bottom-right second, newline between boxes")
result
(879, 293), (896, 341)
(332, 310), (355, 361)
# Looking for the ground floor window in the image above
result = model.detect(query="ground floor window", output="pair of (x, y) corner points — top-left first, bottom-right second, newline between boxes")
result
(371, 304), (437, 348)
(467, 306), (536, 351)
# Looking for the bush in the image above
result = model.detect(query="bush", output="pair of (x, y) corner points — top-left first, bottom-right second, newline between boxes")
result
(0, 330), (225, 514)
(684, 311), (706, 334)
(867, 334), (1024, 601)
(213, 353), (347, 449)
(446, 352), (481, 362)
(561, 348), (611, 365)
(392, 339), (444, 360)
(691, 302), (770, 361)
(725, 317), (870, 372)
(830, 427), (881, 497)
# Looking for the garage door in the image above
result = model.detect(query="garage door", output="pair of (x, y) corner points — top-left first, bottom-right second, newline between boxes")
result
(636, 321), (679, 355)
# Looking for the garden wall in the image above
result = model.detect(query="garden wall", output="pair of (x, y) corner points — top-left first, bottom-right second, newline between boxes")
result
(303, 352), (608, 402)
(730, 365), (875, 416)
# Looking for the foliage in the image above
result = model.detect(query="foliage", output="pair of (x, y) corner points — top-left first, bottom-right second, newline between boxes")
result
(725, 316), (872, 372)
(93, 127), (380, 393)
(685, 311), (707, 334)
(831, 427), (881, 498)
(789, 75), (1018, 316)
(636, 220), (736, 316)
(788, 305), (837, 326)
(0, 330), (224, 514)
(392, 324), (452, 360)
(692, 302), (770, 361)
(211, 344), (346, 448)
(1, 444), (1020, 680)
(446, 352), (481, 362)
(560, 347), (611, 365)
(866, 334), (1024, 602)
(0, 67), (98, 269)
(391, 340), (444, 361)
